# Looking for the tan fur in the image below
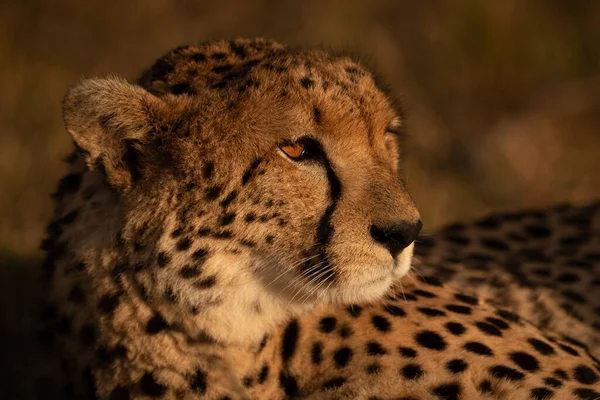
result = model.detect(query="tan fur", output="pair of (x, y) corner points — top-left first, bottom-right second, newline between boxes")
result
(39, 38), (600, 399)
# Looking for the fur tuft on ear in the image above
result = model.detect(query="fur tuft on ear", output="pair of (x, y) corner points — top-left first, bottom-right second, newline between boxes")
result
(62, 75), (166, 190)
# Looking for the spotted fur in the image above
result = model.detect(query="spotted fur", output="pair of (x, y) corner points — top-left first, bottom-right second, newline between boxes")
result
(416, 200), (600, 359)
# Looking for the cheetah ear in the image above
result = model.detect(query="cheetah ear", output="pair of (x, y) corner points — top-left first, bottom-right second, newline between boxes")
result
(62, 76), (167, 191)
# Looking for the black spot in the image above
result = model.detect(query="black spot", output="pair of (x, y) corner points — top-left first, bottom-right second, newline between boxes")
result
(110, 262), (129, 279)
(333, 347), (353, 367)
(300, 77), (315, 88)
(319, 317), (337, 333)
(212, 231), (233, 239)
(445, 322), (467, 336)
(496, 309), (521, 322)
(339, 324), (353, 338)
(179, 266), (199, 278)
(257, 364), (269, 384)
(490, 365), (525, 381)
(556, 272), (580, 283)
(170, 82), (195, 95)
(157, 252), (171, 267)
(176, 238), (192, 251)
(281, 319), (299, 362)
(574, 365), (600, 385)
(146, 313), (169, 334)
(139, 372), (166, 397)
(108, 386), (130, 400)
(509, 351), (540, 372)
(415, 330), (447, 351)
(61, 210), (79, 225)
(446, 359), (468, 374)
(212, 64), (233, 74)
(191, 248), (209, 261)
(366, 363), (382, 375)
(413, 289), (437, 298)
(464, 341), (493, 356)
(443, 234), (470, 246)
(554, 369), (569, 380)
(531, 388), (553, 400)
(475, 215), (501, 229)
(211, 52), (227, 60)
(229, 41), (248, 58)
(432, 383), (460, 400)
(475, 321), (503, 337)
(418, 275), (443, 287)
(398, 292), (419, 301)
(189, 369), (207, 394)
(242, 376), (253, 388)
(526, 225), (552, 238)
(239, 239), (256, 247)
(478, 379), (492, 394)
(528, 338), (556, 355)
(313, 107), (322, 124)
(573, 388), (600, 399)
(194, 276), (216, 289)
(347, 305), (363, 317)
(219, 212), (236, 226)
(544, 377), (563, 388)
(560, 344), (580, 356)
(562, 290), (587, 304)
(97, 293), (120, 314)
(197, 227), (211, 237)
(481, 238), (510, 251)
(322, 377), (346, 390)
(96, 344), (127, 367)
(279, 372), (299, 397)
(220, 191), (238, 207)
(454, 293), (478, 305)
(372, 315), (391, 332)
(565, 337), (589, 350)
(445, 304), (472, 314)
(366, 342), (387, 356)
(400, 364), (424, 380)
(311, 342), (323, 364)
(384, 305), (406, 317)
(485, 317), (510, 330)
(202, 161), (214, 179)
(205, 185), (222, 200)
(417, 307), (446, 317)
(399, 347), (417, 358)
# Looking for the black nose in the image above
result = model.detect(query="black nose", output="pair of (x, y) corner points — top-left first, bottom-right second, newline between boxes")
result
(370, 219), (423, 258)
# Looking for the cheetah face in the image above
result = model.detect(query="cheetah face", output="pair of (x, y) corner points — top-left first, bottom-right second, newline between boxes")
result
(62, 45), (421, 312)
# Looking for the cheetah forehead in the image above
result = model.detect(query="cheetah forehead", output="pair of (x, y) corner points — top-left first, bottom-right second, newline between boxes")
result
(137, 37), (390, 109)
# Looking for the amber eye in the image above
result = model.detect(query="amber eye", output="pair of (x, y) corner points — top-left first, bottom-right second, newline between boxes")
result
(279, 142), (306, 159)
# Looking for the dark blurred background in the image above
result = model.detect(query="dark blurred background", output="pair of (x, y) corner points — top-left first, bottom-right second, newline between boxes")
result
(1, 1), (600, 396)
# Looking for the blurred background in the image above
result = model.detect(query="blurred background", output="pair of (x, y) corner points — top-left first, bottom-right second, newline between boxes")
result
(1, 0), (600, 396)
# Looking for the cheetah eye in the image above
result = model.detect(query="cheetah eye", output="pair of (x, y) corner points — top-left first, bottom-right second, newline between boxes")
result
(279, 141), (306, 160)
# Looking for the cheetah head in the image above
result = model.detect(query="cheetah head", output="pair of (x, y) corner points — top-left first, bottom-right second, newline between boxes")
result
(62, 39), (421, 341)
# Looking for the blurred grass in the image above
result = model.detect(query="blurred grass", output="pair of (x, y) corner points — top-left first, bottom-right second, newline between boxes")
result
(1, 0), (599, 256)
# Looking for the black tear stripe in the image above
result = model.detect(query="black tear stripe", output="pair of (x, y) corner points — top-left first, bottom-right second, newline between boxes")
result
(300, 139), (342, 283)
(241, 157), (263, 185)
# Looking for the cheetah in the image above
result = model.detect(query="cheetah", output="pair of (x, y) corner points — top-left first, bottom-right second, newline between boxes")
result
(38, 38), (600, 399)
